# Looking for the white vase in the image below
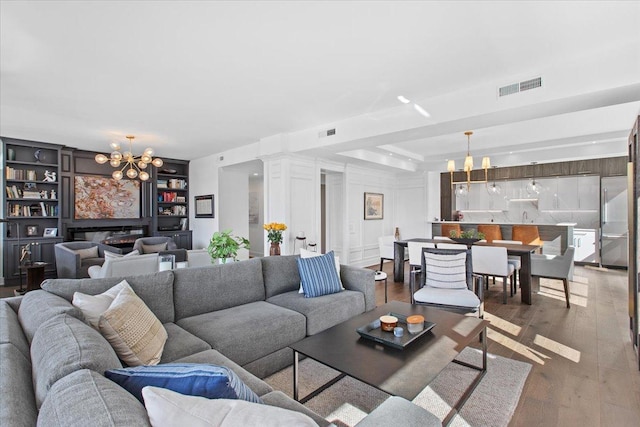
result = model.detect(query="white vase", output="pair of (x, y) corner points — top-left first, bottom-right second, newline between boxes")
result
(217, 257), (234, 264)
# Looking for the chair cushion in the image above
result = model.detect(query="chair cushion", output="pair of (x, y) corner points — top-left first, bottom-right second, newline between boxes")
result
(424, 252), (468, 289)
(73, 246), (99, 260)
(105, 363), (263, 404)
(414, 287), (480, 308)
(160, 323), (211, 363)
(141, 387), (317, 427)
(297, 251), (343, 298)
(142, 243), (168, 254)
(105, 249), (140, 260)
(98, 286), (167, 366)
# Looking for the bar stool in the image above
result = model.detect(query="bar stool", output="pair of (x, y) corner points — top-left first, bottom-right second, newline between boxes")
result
(441, 223), (461, 238)
(375, 270), (388, 303)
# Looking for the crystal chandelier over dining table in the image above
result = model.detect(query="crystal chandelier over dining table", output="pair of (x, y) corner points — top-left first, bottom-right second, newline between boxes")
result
(94, 135), (163, 181)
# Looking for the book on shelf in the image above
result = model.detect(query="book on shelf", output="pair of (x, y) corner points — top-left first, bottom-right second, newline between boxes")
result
(157, 179), (168, 189)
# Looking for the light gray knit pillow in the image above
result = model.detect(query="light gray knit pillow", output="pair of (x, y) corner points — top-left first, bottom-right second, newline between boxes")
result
(424, 252), (467, 289)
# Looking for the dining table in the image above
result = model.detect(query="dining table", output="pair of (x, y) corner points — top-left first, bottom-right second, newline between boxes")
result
(393, 238), (540, 305)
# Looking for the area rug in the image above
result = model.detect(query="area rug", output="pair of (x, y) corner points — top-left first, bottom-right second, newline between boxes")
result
(264, 347), (531, 426)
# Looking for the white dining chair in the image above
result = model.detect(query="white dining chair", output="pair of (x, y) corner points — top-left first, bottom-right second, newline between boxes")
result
(407, 241), (436, 289)
(493, 239), (523, 295)
(471, 245), (515, 304)
(378, 236), (400, 271)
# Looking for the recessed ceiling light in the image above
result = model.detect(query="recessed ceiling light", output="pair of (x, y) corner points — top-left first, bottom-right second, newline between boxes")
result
(253, 173), (259, 176)
(389, 153), (393, 156)
(413, 103), (431, 118)
(397, 95), (410, 104)
(592, 141), (597, 144)
(509, 151), (513, 154)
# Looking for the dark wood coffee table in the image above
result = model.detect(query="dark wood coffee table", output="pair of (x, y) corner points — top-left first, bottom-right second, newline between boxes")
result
(290, 301), (489, 425)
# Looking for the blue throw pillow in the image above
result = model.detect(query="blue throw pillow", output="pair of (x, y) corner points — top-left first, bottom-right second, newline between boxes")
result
(105, 363), (263, 404)
(297, 251), (343, 298)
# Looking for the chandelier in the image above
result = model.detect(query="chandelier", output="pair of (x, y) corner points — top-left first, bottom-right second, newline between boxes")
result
(447, 131), (490, 190)
(94, 136), (163, 181)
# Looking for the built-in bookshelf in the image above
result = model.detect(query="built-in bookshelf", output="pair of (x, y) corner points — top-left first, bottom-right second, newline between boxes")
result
(3, 138), (63, 285)
(152, 159), (192, 249)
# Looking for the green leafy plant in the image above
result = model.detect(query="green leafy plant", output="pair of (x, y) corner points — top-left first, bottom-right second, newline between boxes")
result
(450, 229), (485, 240)
(207, 230), (250, 263)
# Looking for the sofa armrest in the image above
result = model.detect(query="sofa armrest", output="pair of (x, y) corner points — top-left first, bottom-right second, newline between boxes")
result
(340, 265), (376, 311)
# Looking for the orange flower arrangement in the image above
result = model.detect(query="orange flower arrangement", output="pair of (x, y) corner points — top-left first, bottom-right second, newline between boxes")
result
(263, 222), (287, 244)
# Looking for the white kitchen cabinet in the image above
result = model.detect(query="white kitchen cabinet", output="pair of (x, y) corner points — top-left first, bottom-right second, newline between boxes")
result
(538, 176), (597, 211)
(573, 228), (598, 263)
(577, 175), (600, 211)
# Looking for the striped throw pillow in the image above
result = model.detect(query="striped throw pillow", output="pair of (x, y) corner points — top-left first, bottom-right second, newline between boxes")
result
(424, 252), (468, 289)
(297, 251), (343, 298)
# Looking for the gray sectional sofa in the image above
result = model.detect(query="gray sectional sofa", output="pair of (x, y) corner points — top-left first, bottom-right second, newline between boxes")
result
(0, 254), (441, 426)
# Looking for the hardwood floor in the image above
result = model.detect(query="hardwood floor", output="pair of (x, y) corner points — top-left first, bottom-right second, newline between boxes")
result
(3, 264), (638, 425)
(370, 262), (640, 426)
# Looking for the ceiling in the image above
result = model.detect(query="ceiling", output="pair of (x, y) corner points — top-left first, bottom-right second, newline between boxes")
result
(1, 1), (639, 173)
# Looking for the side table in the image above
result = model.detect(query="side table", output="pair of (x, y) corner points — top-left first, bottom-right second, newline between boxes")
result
(374, 271), (388, 303)
(15, 262), (49, 296)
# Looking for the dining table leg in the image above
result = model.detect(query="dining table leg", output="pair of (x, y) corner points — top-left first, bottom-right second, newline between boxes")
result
(393, 241), (404, 282)
(519, 252), (533, 305)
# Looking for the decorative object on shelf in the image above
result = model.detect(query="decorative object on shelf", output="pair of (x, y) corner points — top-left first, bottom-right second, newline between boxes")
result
(43, 170), (56, 182)
(364, 192), (383, 220)
(207, 230), (250, 264)
(50, 189), (56, 199)
(26, 225), (39, 237)
(94, 135), (163, 181)
(33, 149), (52, 163)
(43, 227), (57, 237)
(195, 194), (214, 218)
(447, 131), (490, 190)
(7, 148), (15, 161)
(394, 227), (400, 240)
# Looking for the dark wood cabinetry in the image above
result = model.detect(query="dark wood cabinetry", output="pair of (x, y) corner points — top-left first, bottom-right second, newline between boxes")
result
(3, 138), (62, 285)
(152, 159), (191, 249)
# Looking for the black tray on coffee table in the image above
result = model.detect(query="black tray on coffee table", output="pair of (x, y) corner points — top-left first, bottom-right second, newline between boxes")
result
(356, 312), (436, 350)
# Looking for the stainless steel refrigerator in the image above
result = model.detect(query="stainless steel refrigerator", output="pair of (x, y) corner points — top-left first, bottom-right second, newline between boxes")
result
(601, 176), (629, 267)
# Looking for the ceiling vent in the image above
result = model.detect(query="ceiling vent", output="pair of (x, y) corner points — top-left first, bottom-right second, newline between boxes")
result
(498, 76), (542, 97)
(318, 128), (336, 138)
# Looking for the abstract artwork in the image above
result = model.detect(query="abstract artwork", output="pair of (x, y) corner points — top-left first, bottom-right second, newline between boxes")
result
(74, 175), (140, 219)
(364, 192), (384, 220)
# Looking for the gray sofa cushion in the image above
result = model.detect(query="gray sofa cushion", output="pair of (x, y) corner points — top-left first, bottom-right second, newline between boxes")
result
(354, 396), (442, 427)
(173, 258), (265, 320)
(261, 390), (332, 427)
(177, 301), (306, 366)
(160, 323), (211, 363)
(31, 314), (122, 408)
(267, 290), (365, 335)
(0, 343), (37, 427)
(18, 290), (85, 344)
(37, 369), (150, 427)
(41, 271), (175, 324)
(0, 300), (30, 360)
(174, 349), (274, 397)
(261, 255), (302, 298)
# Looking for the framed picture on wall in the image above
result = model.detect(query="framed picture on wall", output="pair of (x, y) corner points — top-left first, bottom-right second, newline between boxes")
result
(364, 192), (384, 220)
(195, 194), (215, 218)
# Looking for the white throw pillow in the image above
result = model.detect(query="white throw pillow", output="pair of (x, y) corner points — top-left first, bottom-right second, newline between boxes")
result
(298, 248), (342, 293)
(141, 386), (319, 427)
(72, 280), (132, 329)
(98, 286), (167, 366)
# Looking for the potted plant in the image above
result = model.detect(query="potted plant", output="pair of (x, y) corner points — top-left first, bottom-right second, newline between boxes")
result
(263, 222), (287, 256)
(450, 229), (485, 244)
(207, 230), (250, 264)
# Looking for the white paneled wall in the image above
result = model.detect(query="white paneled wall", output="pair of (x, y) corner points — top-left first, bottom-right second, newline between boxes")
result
(248, 177), (264, 258)
(189, 154), (220, 250)
(218, 168), (250, 261)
